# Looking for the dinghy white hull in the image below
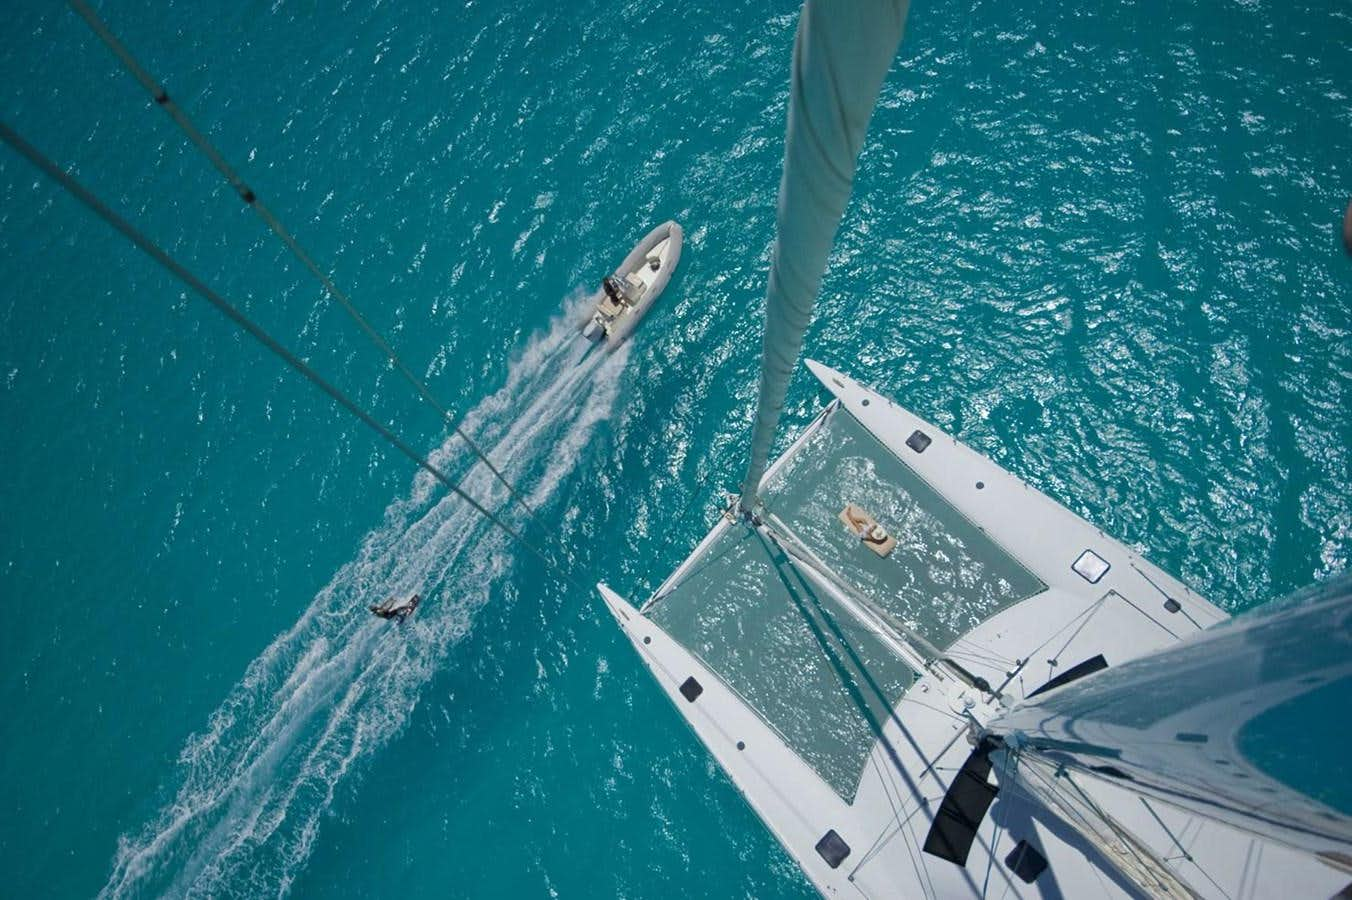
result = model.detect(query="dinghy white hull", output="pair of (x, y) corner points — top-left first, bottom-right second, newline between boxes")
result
(581, 220), (682, 349)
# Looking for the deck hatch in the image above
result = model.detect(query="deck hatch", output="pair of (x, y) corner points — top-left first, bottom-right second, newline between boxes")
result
(679, 677), (703, 702)
(1072, 549), (1110, 583)
(814, 829), (851, 868)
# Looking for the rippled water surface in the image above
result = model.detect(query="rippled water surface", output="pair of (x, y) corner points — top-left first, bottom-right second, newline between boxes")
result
(1, 0), (1349, 896)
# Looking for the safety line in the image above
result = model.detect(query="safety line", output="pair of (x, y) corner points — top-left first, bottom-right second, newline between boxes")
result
(0, 120), (580, 591)
(67, 0), (540, 526)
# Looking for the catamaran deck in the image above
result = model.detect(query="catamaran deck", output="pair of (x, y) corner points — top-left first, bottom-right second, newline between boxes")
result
(641, 395), (1045, 799)
(600, 361), (1347, 898)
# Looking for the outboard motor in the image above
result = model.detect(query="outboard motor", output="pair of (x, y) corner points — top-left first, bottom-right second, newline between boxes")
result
(582, 316), (605, 343)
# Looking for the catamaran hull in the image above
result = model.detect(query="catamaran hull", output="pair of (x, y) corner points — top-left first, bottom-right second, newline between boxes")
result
(595, 362), (1347, 899)
(581, 220), (682, 349)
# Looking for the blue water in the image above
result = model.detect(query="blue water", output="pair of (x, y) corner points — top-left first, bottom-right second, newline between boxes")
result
(1, 0), (1349, 896)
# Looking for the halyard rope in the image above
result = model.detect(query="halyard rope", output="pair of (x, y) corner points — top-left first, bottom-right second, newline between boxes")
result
(0, 120), (582, 591)
(67, 0), (541, 527)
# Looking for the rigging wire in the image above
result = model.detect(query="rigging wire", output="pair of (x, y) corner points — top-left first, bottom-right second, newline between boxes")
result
(0, 119), (581, 592)
(754, 507), (953, 670)
(978, 745), (1018, 899)
(66, 0), (541, 527)
(754, 509), (1010, 701)
(1016, 755), (1192, 897)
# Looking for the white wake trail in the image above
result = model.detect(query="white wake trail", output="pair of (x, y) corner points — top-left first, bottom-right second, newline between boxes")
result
(102, 297), (621, 899)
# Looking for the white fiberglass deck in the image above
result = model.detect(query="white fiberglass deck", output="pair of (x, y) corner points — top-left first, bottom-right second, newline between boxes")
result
(601, 361), (1350, 899)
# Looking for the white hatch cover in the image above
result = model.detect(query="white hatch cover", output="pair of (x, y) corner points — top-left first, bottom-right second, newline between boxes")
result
(1072, 549), (1111, 583)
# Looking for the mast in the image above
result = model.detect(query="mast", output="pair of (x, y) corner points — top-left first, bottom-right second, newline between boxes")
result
(730, 1), (1352, 884)
(738, 0), (910, 510)
(986, 576), (1352, 861)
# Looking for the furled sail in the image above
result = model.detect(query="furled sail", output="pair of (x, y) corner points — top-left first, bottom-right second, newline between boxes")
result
(738, 0), (911, 509)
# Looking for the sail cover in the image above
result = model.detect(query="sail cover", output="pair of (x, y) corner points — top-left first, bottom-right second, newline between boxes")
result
(739, 0), (910, 507)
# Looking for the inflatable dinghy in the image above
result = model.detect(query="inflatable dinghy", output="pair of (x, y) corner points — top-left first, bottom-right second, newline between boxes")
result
(581, 221), (682, 348)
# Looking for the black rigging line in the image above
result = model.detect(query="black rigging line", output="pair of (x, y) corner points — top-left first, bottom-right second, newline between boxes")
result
(0, 120), (580, 592)
(67, 0), (541, 527)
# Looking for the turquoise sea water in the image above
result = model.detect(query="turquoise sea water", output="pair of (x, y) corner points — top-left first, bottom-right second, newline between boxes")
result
(2, 0), (1349, 896)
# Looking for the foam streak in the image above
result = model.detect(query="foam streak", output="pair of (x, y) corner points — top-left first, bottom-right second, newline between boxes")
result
(102, 297), (618, 899)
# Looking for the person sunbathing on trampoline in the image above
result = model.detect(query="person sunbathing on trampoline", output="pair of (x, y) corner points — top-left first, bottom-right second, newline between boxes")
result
(843, 506), (889, 544)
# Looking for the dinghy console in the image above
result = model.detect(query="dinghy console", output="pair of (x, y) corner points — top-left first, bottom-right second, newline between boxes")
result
(580, 221), (683, 348)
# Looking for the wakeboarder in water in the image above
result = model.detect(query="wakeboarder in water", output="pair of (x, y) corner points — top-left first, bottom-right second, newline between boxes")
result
(369, 593), (421, 621)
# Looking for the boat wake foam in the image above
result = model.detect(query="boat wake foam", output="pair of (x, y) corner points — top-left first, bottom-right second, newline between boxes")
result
(101, 293), (626, 899)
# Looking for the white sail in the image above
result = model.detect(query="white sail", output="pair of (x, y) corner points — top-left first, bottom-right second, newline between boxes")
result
(739, 0), (910, 507)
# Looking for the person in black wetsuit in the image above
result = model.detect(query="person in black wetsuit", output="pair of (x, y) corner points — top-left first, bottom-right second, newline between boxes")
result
(369, 593), (421, 621)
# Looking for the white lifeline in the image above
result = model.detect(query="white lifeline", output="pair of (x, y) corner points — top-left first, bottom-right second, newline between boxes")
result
(598, 360), (1348, 899)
